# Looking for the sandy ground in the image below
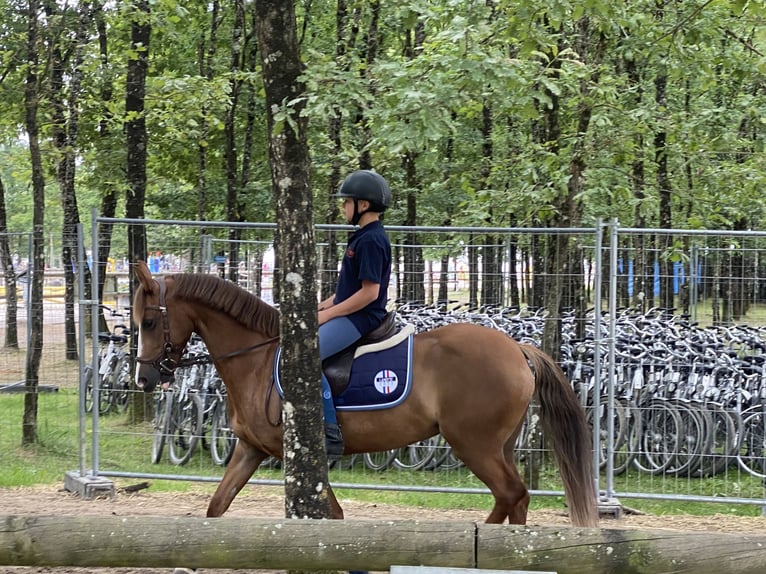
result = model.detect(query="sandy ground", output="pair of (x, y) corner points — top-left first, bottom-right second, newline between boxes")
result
(2, 483), (765, 574)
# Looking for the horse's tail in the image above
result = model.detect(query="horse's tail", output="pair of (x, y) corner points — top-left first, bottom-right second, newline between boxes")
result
(521, 343), (599, 528)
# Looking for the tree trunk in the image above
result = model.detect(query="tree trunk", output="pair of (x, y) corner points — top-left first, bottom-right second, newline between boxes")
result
(196, 1), (220, 269)
(125, 0), (151, 422)
(358, 0), (380, 170)
(0, 175), (19, 349)
(91, 0), (114, 332)
(22, 0), (46, 446)
(319, 0), (349, 300)
(225, 0), (246, 282)
(402, 151), (424, 304)
(400, 22), (425, 305)
(654, 4), (673, 309)
(438, 252), (449, 304)
(254, 0), (331, 521)
(508, 234), (519, 308)
(468, 233), (479, 309)
(46, 0), (90, 361)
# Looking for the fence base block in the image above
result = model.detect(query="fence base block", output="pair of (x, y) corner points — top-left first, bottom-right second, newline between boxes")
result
(63, 471), (115, 500)
(597, 496), (623, 518)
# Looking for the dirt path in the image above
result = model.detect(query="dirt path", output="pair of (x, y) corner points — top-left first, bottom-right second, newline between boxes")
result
(2, 484), (765, 573)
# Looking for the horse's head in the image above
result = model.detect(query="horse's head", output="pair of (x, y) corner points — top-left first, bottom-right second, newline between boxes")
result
(133, 260), (193, 392)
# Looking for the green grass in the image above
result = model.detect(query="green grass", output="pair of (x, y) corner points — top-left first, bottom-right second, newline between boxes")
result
(1, 390), (765, 518)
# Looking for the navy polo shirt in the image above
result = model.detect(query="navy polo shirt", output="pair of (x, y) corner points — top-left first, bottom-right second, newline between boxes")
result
(334, 220), (391, 335)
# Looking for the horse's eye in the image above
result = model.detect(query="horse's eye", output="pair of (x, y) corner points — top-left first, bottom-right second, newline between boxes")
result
(142, 318), (156, 331)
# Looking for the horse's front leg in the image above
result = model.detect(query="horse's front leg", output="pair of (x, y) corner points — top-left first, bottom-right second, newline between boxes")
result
(207, 440), (269, 518)
(325, 483), (344, 519)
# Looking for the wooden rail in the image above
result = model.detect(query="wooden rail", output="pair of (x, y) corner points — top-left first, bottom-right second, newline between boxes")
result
(2, 515), (766, 573)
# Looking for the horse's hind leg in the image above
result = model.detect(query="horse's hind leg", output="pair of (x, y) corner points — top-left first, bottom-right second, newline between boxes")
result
(473, 453), (528, 524)
(502, 439), (530, 524)
(207, 440), (268, 518)
(448, 438), (529, 525)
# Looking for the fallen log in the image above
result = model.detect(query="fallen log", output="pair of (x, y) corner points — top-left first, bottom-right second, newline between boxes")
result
(2, 515), (766, 573)
(477, 523), (766, 574)
(0, 515), (473, 572)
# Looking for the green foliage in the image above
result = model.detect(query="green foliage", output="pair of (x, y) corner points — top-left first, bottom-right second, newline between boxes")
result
(0, 0), (765, 260)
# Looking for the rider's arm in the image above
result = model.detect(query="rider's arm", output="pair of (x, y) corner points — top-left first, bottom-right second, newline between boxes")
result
(318, 280), (379, 325)
(318, 294), (335, 311)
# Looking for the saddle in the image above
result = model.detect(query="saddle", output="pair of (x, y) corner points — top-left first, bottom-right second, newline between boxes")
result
(323, 311), (401, 396)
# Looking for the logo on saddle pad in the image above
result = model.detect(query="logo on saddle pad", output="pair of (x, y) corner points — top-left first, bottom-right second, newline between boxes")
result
(273, 325), (414, 411)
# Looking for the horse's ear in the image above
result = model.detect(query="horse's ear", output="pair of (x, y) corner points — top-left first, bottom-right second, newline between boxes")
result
(134, 259), (156, 294)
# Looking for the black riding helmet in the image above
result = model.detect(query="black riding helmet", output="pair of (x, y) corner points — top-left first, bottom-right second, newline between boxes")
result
(333, 170), (391, 225)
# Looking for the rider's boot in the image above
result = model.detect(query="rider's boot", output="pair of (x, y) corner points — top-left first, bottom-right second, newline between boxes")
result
(322, 374), (344, 459)
(324, 422), (345, 458)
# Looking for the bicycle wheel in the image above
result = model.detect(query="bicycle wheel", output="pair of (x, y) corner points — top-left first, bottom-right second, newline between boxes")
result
(613, 403), (640, 476)
(393, 437), (438, 471)
(633, 399), (681, 475)
(83, 364), (95, 413)
(664, 401), (706, 477)
(586, 397), (627, 471)
(427, 435), (463, 470)
(697, 403), (739, 477)
(363, 449), (398, 471)
(737, 410), (766, 478)
(168, 392), (204, 465)
(109, 357), (131, 414)
(210, 399), (237, 466)
(151, 389), (173, 464)
(97, 356), (118, 415)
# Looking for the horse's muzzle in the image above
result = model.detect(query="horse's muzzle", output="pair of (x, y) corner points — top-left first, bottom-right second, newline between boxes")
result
(135, 362), (173, 393)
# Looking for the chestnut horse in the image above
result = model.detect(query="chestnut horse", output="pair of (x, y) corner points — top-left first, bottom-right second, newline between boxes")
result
(132, 261), (598, 527)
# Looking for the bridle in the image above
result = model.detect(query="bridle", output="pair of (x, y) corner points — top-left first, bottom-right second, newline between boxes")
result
(136, 277), (189, 377)
(136, 276), (280, 377)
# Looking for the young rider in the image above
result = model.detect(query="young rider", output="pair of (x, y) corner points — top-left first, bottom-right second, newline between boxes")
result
(318, 170), (392, 457)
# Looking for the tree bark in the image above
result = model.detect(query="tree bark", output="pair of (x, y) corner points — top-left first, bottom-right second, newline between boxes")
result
(196, 0), (220, 270)
(22, 0), (46, 446)
(0, 175), (19, 348)
(45, 0), (90, 360)
(91, 0), (114, 332)
(224, 0), (245, 282)
(125, 0), (151, 422)
(253, 0), (331, 521)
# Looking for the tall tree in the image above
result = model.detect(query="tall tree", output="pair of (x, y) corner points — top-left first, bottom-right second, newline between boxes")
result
(124, 0), (151, 422)
(253, 0), (331, 520)
(400, 19), (426, 304)
(93, 0), (118, 329)
(223, 0), (245, 281)
(22, 0), (46, 446)
(125, 0), (150, 266)
(0, 174), (19, 348)
(45, 0), (91, 360)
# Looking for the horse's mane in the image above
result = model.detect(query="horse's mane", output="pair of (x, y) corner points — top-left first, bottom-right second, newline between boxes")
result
(171, 273), (280, 337)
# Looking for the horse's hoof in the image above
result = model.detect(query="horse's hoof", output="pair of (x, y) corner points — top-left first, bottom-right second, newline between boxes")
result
(172, 569), (196, 574)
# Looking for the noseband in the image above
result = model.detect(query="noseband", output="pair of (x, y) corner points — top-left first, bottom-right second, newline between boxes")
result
(136, 277), (188, 377)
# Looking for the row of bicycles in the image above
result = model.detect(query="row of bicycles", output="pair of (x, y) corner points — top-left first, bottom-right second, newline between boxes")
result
(563, 309), (766, 479)
(376, 301), (766, 478)
(86, 301), (766, 478)
(82, 306), (132, 416)
(149, 338), (236, 466)
(83, 307), (237, 467)
(428, 302), (766, 479)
